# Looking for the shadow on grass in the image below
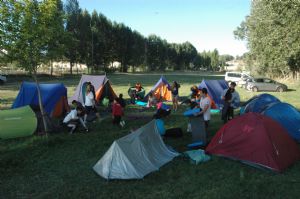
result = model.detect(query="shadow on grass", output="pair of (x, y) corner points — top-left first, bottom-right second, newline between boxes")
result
(287, 88), (297, 92)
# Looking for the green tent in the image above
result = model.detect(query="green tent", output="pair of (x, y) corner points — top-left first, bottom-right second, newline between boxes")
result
(0, 106), (37, 139)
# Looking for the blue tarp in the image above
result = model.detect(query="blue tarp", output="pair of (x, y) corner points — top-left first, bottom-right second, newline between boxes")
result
(12, 82), (67, 115)
(156, 119), (166, 135)
(262, 102), (300, 142)
(198, 79), (229, 108)
(241, 94), (280, 115)
(184, 108), (201, 117)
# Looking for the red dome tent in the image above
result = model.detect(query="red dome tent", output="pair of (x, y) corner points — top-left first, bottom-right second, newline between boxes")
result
(206, 113), (300, 172)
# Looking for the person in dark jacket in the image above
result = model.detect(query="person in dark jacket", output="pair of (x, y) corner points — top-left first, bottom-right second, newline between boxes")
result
(118, 93), (126, 108)
(221, 82), (240, 123)
(170, 81), (180, 111)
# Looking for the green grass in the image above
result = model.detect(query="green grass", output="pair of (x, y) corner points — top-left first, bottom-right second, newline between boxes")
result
(1, 72), (300, 199)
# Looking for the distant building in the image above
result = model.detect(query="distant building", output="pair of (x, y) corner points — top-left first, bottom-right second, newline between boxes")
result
(50, 61), (88, 71)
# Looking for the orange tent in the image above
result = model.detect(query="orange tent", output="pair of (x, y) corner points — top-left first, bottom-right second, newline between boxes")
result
(145, 76), (172, 101)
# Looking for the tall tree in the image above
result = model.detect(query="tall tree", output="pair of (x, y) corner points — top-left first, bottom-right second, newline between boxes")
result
(92, 13), (113, 72)
(77, 9), (91, 72)
(0, 0), (65, 132)
(181, 42), (198, 70)
(112, 23), (132, 72)
(46, 0), (65, 76)
(210, 49), (220, 71)
(145, 35), (166, 71)
(166, 44), (178, 70)
(129, 31), (146, 72)
(65, 0), (81, 74)
(234, 0), (300, 78)
(193, 54), (204, 70)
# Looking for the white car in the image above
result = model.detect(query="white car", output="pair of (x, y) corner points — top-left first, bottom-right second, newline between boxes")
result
(225, 72), (252, 85)
(0, 74), (7, 84)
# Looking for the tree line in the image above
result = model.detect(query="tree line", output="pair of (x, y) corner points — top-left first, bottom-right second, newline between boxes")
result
(0, 0), (234, 74)
(234, 0), (300, 79)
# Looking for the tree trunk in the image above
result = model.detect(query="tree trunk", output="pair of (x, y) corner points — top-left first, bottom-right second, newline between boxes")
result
(33, 70), (48, 134)
(50, 60), (53, 76)
(70, 61), (73, 74)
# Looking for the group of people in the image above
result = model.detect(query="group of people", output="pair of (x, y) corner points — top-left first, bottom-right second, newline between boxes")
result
(146, 81), (180, 119)
(63, 81), (127, 134)
(129, 82), (144, 104)
(146, 81), (180, 111)
(62, 82), (98, 134)
(136, 80), (240, 130)
(186, 82), (240, 134)
(62, 79), (240, 135)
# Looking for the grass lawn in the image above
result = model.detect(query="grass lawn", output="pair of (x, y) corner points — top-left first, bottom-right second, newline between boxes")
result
(1, 72), (300, 199)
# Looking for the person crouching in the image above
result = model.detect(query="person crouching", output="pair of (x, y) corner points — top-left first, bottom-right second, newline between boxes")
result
(63, 107), (88, 134)
(112, 98), (124, 127)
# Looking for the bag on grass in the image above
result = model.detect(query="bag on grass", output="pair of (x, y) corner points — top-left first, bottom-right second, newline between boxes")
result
(164, 128), (183, 138)
(183, 149), (211, 165)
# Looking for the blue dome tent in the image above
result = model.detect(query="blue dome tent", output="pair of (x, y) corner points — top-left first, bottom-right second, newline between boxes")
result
(241, 93), (280, 115)
(198, 79), (229, 109)
(262, 102), (300, 142)
(12, 82), (69, 117)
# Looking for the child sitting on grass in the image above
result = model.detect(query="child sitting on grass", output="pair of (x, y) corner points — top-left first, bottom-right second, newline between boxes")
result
(147, 92), (157, 108)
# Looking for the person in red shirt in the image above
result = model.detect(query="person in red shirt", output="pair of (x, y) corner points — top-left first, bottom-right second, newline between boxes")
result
(112, 98), (124, 126)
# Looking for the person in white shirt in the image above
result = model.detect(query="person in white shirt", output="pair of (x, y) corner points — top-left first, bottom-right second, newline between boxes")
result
(63, 107), (88, 134)
(84, 84), (101, 123)
(84, 85), (95, 123)
(194, 88), (211, 132)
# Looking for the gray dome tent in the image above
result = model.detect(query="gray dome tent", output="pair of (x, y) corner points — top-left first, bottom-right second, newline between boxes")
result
(93, 120), (179, 179)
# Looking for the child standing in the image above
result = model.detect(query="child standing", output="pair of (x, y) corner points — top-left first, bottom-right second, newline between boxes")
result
(147, 92), (157, 108)
(171, 81), (180, 111)
(112, 98), (124, 127)
(118, 93), (126, 109)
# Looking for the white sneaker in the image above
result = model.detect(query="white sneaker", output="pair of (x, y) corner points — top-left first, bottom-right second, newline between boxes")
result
(120, 121), (125, 127)
(187, 123), (191, 133)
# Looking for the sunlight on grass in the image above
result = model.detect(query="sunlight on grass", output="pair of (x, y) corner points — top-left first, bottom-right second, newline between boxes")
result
(0, 73), (300, 198)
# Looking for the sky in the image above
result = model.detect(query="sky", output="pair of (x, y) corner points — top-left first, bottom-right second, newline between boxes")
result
(76, 0), (251, 56)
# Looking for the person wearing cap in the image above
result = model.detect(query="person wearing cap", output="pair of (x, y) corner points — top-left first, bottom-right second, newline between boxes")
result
(221, 82), (240, 123)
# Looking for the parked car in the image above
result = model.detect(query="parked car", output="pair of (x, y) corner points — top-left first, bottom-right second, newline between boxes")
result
(246, 78), (287, 92)
(0, 74), (7, 85)
(237, 74), (254, 88)
(225, 72), (252, 85)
